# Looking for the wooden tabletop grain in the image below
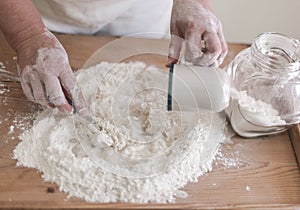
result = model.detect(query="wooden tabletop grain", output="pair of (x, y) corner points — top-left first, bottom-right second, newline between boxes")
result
(0, 32), (300, 209)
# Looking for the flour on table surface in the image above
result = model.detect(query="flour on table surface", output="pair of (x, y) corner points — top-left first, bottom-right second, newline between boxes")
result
(0, 58), (36, 143)
(13, 62), (228, 203)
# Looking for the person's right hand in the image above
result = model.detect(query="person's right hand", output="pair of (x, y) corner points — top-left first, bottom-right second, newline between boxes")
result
(16, 29), (87, 114)
(167, 0), (227, 67)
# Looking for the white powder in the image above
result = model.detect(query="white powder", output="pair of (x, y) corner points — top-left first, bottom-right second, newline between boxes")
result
(245, 185), (251, 191)
(215, 151), (245, 169)
(226, 88), (287, 137)
(8, 125), (14, 134)
(230, 89), (286, 126)
(0, 60), (36, 142)
(214, 138), (249, 170)
(13, 62), (227, 203)
(0, 61), (5, 69)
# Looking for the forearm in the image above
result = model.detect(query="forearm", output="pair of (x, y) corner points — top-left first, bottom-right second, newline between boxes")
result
(0, 0), (45, 53)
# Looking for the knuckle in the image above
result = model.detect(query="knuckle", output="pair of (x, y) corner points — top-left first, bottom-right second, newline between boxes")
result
(207, 19), (220, 32)
(176, 18), (198, 31)
(29, 69), (40, 80)
(186, 19), (198, 30)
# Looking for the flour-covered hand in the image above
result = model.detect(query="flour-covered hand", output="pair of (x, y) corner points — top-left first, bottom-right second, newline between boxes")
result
(16, 30), (87, 114)
(167, 0), (227, 67)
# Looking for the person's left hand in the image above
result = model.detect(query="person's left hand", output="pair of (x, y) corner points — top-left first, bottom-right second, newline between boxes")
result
(16, 30), (87, 114)
(167, 0), (228, 67)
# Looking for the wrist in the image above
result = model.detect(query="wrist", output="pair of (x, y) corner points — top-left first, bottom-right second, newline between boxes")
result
(11, 24), (46, 55)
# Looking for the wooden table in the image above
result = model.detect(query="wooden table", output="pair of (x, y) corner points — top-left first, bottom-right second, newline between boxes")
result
(1, 32), (300, 209)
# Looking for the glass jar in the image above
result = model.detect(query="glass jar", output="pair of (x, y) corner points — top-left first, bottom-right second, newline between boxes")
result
(226, 32), (300, 137)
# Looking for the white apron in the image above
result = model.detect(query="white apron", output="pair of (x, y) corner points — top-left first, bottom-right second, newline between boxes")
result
(32, 0), (173, 38)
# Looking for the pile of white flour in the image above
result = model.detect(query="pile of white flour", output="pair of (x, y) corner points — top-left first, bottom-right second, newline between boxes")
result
(13, 62), (227, 203)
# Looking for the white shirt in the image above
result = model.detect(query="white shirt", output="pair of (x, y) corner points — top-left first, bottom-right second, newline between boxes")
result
(32, 0), (173, 38)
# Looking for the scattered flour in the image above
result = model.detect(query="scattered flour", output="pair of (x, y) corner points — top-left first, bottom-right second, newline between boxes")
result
(0, 58), (35, 143)
(8, 125), (14, 134)
(3, 110), (35, 142)
(13, 62), (228, 203)
(0, 61), (12, 95)
(0, 61), (5, 69)
(214, 142), (249, 170)
(215, 152), (244, 169)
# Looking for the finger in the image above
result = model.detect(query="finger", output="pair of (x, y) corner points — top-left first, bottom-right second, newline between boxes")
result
(216, 24), (228, 66)
(17, 65), (35, 102)
(43, 75), (73, 113)
(167, 34), (184, 67)
(29, 72), (49, 108)
(196, 31), (222, 66)
(59, 67), (88, 116)
(20, 81), (34, 102)
(21, 82), (36, 103)
(57, 103), (74, 113)
(184, 27), (203, 64)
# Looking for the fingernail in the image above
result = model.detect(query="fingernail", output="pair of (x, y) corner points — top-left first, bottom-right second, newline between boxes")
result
(49, 103), (55, 108)
(166, 57), (178, 68)
(58, 103), (73, 114)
